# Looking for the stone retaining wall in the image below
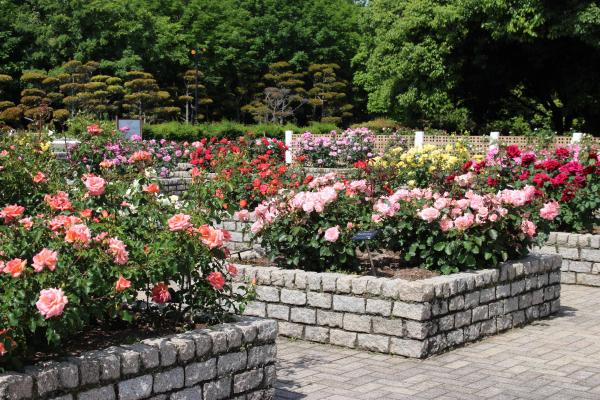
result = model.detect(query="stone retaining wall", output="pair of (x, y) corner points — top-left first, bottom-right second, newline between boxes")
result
(235, 254), (561, 358)
(0, 318), (277, 400)
(538, 232), (600, 286)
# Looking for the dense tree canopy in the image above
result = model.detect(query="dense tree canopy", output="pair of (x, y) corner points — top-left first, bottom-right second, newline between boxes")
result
(354, 0), (600, 134)
(0, 0), (362, 123)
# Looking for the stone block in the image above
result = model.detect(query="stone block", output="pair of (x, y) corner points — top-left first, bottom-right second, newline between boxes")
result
(366, 299), (392, 316)
(234, 369), (264, 394)
(203, 377), (231, 400)
(381, 280), (399, 298)
(512, 310), (526, 326)
(263, 364), (277, 387)
(316, 310), (343, 328)
(431, 300), (448, 316)
(471, 305), (489, 322)
(56, 362), (79, 389)
(448, 295), (464, 311)
(405, 321), (433, 340)
(438, 314), (454, 331)
(124, 344), (160, 371)
(511, 280), (526, 296)
(351, 277), (370, 295)
(454, 310), (472, 328)
(330, 295), (365, 314)
(495, 284), (511, 299)
(577, 273), (600, 286)
(366, 279), (383, 296)
(201, 329), (227, 355)
(118, 375), (153, 400)
(464, 323), (481, 342)
(488, 301), (504, 317)
(69, 355), (100, 386)
(371, 317), (403, 336)
(244, 301), (266, 317)
(24, 363), (60, 398)
(570, 261), (593, 273)
(336, 276), (353, 293)
(280, 289), (306, 305)
(329, 330), (357, 348)
(170, 387), (202, 400)
(0, 373), (33, 400)
(217, 351), (247, 375)
(357, 334), (390, 353)
(278, 322), (304, 338)
(480, 319), (497, 335)
(392, 301), (431, 320)
(78, 386), (116, 400)
(519, 292), (533, 309)
(446, 329), (464, 347)
(479, 288), (495, 303)
(582, 249), (600, 262)
(320, 273), (339, 292)
(396, 281), (435, 302)
(390, 338), (427, 358)
(290, 307), (316, 324)
(305, 272), (322, 291)
(558, 247), (579, 259)
(270, 270), (285, 286)
(266, 304), (290, 320)
(307, 292), (332, 309)
(255, 286), (280, 302)
(247, 345), (277, 368)
(255, 319), (278, 343)
(185, 359), (217, 386)
(497, 315), (512, 331)
(503, 297), (519, 313)
(170, 336), (196, 363)
(154, 367), (184, 394)
(343, 314), (372, 333)
(464, 292), (480, 309)
(304, 326), (329, 343)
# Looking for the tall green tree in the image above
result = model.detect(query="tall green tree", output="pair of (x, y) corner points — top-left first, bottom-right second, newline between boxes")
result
(355, 0), (600, 134)
(307, 63), (353, 125)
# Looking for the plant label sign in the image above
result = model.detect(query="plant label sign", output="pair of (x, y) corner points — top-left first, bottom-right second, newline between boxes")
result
(352, 230), (379, 241)
(117, 118), (142, 139)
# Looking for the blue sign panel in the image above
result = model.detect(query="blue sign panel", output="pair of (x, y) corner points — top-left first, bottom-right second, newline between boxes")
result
(352, 230), (379, 241)
(117, 119), (142, 139)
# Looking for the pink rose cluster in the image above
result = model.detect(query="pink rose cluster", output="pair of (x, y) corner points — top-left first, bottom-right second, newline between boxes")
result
(373, 185), (555, 237)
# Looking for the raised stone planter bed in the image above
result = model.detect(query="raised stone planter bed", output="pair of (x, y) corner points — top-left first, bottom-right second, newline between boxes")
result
(234, 254), (561, 358)
(302, 167), (355, 176)
(538, 232), (600, 286)
(0, 317), (277, 400)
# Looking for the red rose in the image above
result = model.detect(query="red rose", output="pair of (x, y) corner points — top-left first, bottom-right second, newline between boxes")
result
(532, 173), (550, 186)
(487, 176), (498, 187)
(506, 145), (521, 158)
(555, 147), (570, 158)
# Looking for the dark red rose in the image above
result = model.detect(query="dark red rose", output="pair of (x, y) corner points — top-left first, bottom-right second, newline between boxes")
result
(518, 171), (530, 181)
(461, 160), (473, 172)
(521, 153), (536, 166)
(532, 173), (550, 186)
(487, 176), (498, 187)
(555, 147), (570, 158)
(551, 172), (569, 186)
(506, 145), (521, 158)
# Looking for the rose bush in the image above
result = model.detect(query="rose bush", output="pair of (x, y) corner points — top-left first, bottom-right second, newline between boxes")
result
(0, 137), (249, 370)
(248, 173), (374, 271)
(296, 128), (376, 167)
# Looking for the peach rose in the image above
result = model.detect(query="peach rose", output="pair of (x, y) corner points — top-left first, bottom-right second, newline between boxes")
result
(3, 258), (26, 277)
(115, 276), (131, 292)
(324, 226), (340, 242)
(36, 288), (68, 319)
(226, 264), (238, 277)
(168, 213), (192, 232)
(99, 159), (113, 169)
(84, 176), (106, 196)
(151, 283), (171, 303)
(198, 225), (230, 249)
(108, 237), (129, 265)
(207, 271), (226, 290)
(32, 248), (58, 272)
(1, 204), (25, 223)
(19, 217), (33, 230)
(129, 150), (152, 162)
(44, 192), (72, 211)
(64, 224), (91, 245)
(143, 183), (160, 194)
(33, 171), (47, 183)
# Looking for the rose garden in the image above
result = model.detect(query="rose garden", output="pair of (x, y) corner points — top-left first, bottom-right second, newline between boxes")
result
(0, 122), (599, 400)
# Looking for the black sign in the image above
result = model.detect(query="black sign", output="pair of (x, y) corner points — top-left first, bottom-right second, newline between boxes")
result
(352, 230), (379, 241)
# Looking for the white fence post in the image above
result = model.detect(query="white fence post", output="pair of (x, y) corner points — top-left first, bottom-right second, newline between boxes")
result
(284, 130), (293, 164)
(571, 132), (583, 144)
(414, 131), (424, 148)
(489, 131), (500, 150)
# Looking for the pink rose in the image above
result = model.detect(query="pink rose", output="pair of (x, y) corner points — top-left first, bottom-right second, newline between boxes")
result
(324, 226), (340, 242)
(418, 207), (440, 223)
(454, 213), (474, 230)
(540, 201), (560, 220)
(115, 276), (131, 292)
(521, 219), (536, 237)
(36, 288), (68, 319)
(19, 217), (33, 230)
(0, 204), (25, 223)
(32, 248), (58, 272)
(108, 237), (129, 265)
(207, 271), (226, 290)
(84, 176), (106, 196)
(439, 217), (453, 232)
(168, 213), (192, 231)
(234, 210), (250, 221)
(151, 283), (171, 303)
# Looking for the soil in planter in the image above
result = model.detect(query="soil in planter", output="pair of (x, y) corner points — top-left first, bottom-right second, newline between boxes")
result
(233, 249), (439, 281)
(22, 313), (206, 365)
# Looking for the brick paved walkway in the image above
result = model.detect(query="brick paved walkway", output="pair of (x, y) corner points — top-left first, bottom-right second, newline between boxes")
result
(275, 284), (600, 400)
